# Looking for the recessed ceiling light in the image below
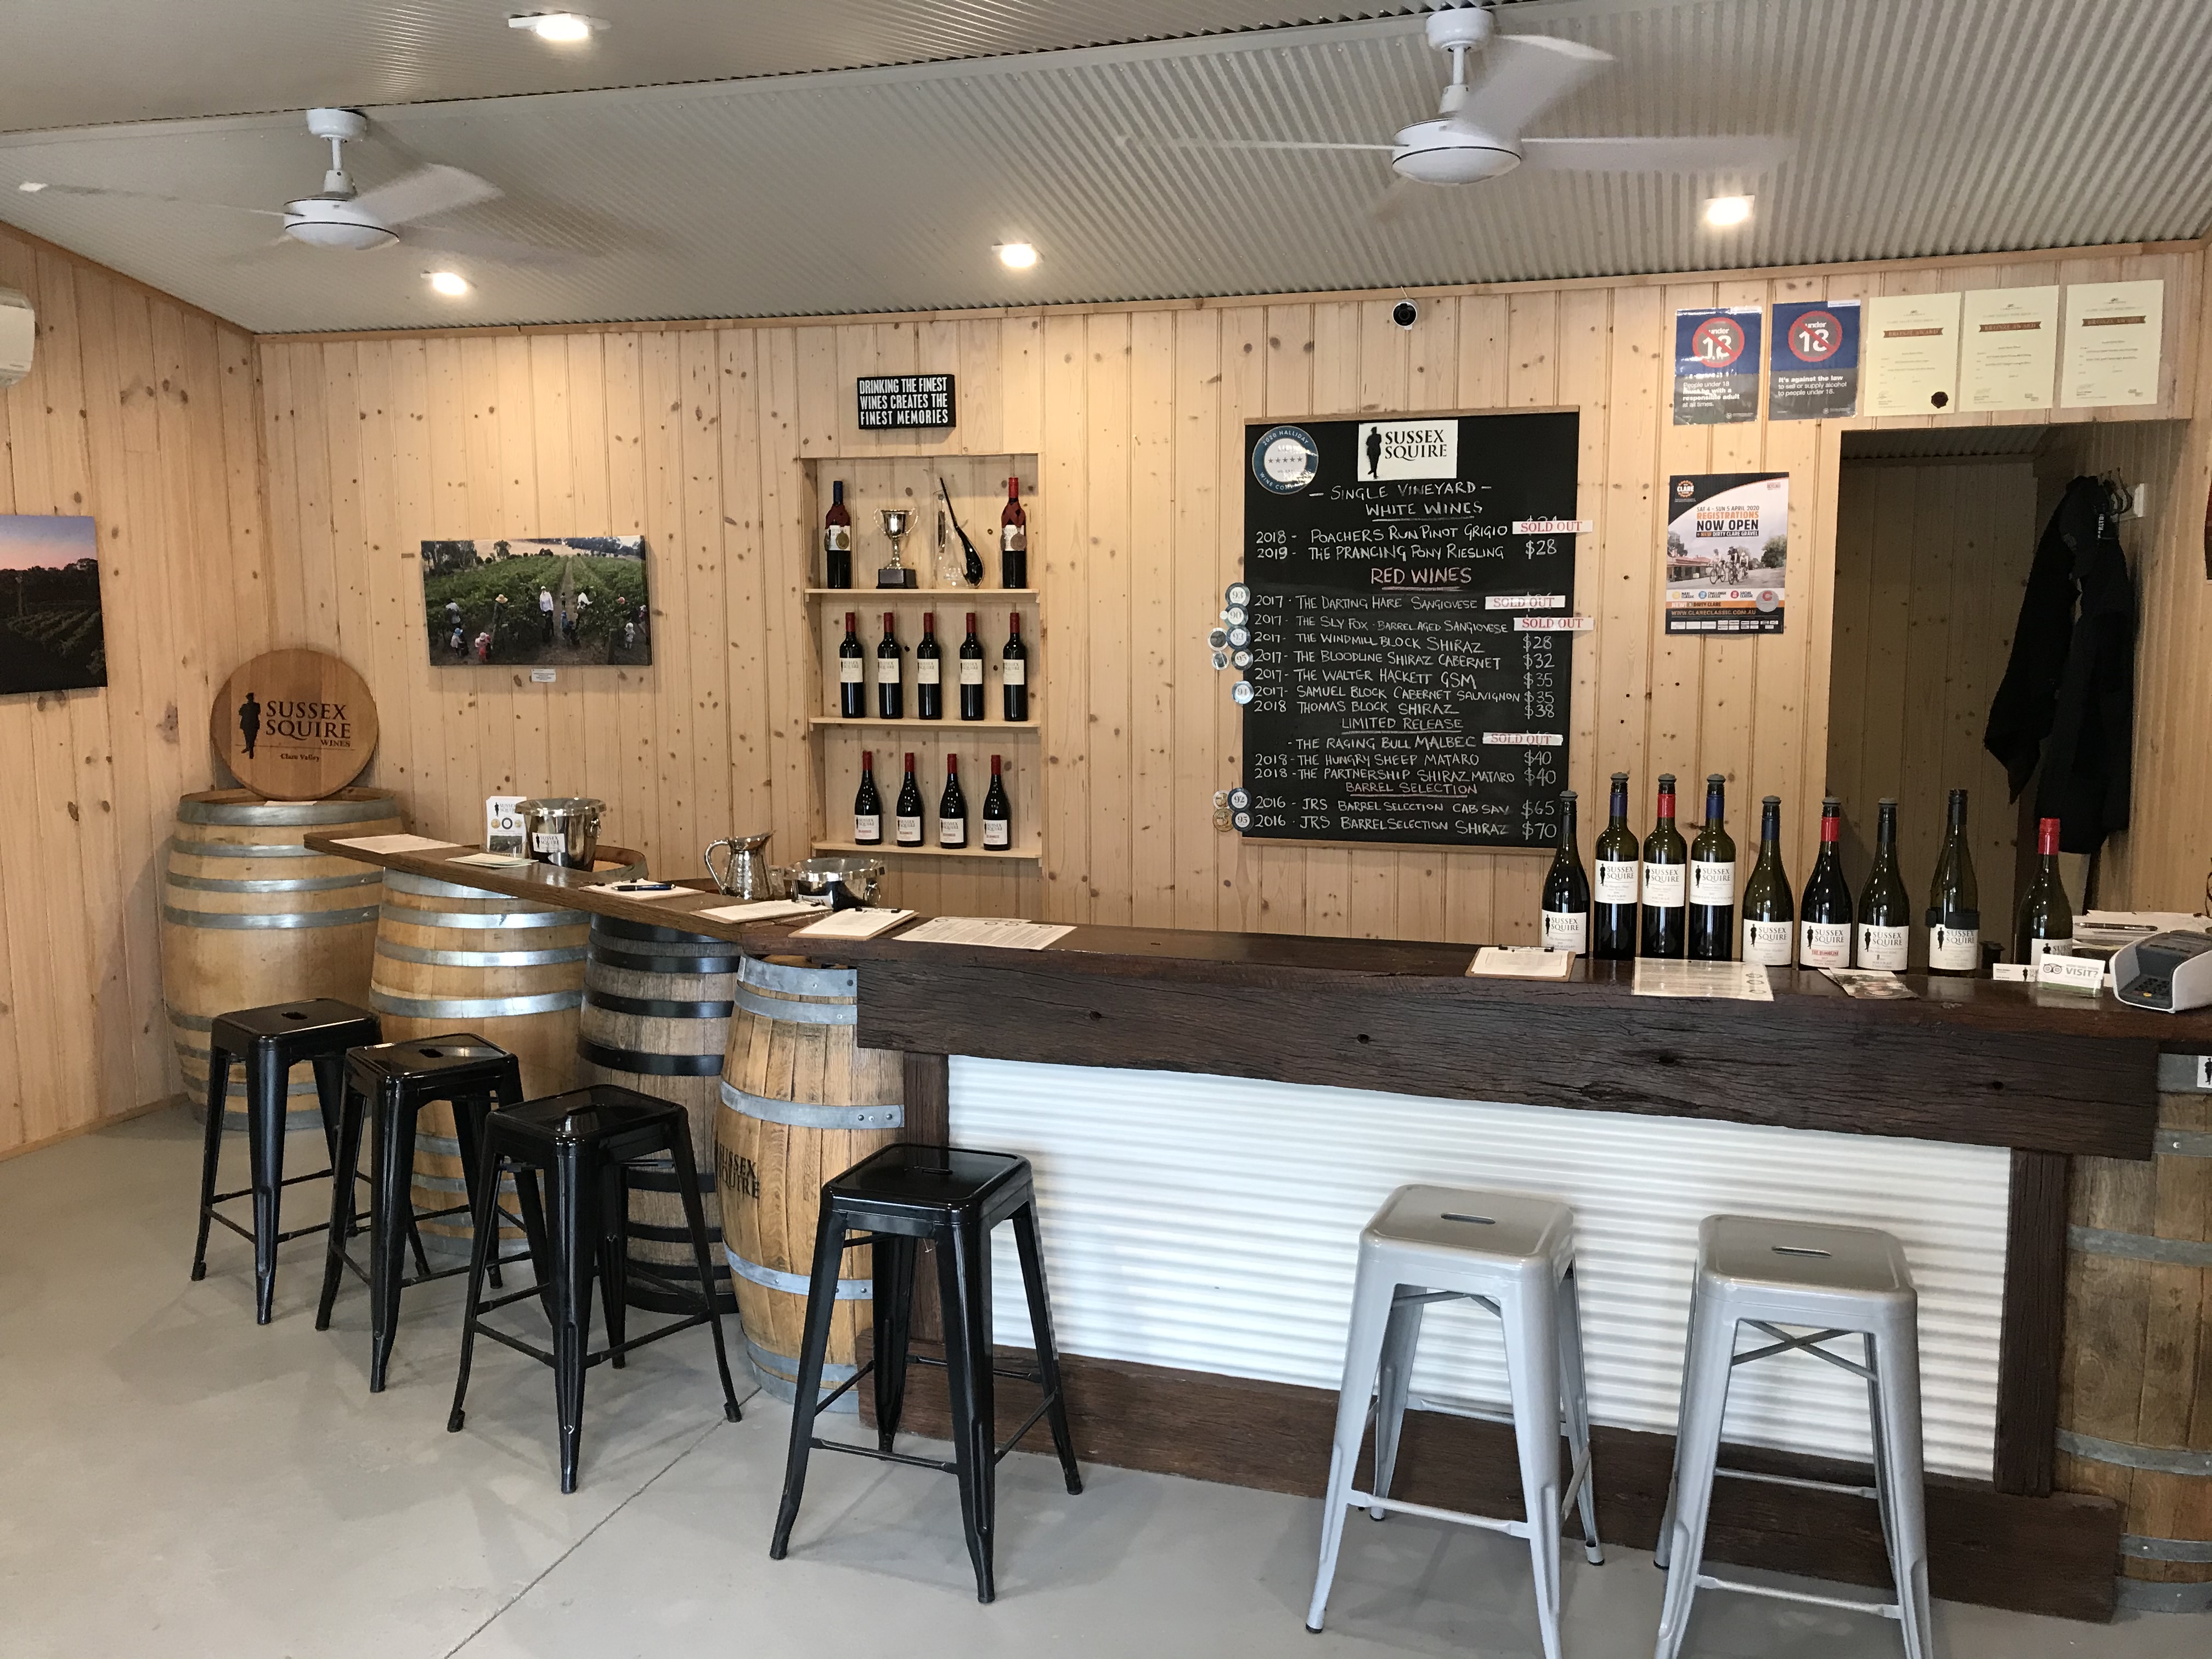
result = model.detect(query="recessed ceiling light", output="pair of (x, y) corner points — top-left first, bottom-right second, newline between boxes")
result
(508, 12), (599, 43)
(996, 242), (1039, 270)
(426, 270), (471, 297)
(1704, 195), (1754, 228)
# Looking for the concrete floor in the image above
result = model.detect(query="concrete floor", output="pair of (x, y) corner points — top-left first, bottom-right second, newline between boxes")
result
(3, 1106), (2208, 1659)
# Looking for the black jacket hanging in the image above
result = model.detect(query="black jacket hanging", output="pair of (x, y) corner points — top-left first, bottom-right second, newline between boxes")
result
(1983, 476), (2136, 856)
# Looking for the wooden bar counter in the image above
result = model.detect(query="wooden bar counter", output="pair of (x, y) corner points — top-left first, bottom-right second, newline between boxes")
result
(311, 836), (2211, 1620)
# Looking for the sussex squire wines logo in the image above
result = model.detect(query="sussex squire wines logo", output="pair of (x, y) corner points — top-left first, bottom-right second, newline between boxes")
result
(213, 648), (378, 799)
(715, 1141), (761, 1201)
(1355, 420), (1459, 481)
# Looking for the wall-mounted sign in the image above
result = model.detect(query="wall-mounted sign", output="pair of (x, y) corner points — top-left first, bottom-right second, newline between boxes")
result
(211, 648), (379, 799)
(1672, 306), (1763, 424)
(1865, 292), (1962, 414)
(1664, 473), (1790, 636)
(856, 374), (956, 429)
(0, 514), (105, 696)
(2062, 279), (2164, 408)
(1960, 287), (2059, 412)
(1768, 300), (1860, 421)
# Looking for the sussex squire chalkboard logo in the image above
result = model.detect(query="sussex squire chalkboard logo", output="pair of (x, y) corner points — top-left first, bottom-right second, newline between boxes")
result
(1356, 420), (1459, 481)
(1251, 425), (1321, 493)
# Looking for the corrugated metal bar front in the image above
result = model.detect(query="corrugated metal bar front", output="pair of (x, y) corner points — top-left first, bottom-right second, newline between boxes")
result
(948, 1058), (2008, 1480)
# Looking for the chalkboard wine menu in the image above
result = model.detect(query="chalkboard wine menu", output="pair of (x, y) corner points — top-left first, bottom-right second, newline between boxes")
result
(1238, 411), (1580, 850)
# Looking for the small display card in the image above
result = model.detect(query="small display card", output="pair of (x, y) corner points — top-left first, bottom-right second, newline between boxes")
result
(330, 834), (463, 855)
(2036, 953), (2111, 994)
(896, 916), (1075, 950)
(791, 907), (918, 941)
(1631, 960), (1775, 1001)
(1465, 946), (1576, 980)
(1821, 968), (1920, 1001)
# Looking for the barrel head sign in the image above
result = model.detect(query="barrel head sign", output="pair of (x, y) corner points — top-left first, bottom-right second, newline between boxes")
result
(211, 648), (379, 800)
(856, 374), (955, 429)
(1237, 411), (1583, 851)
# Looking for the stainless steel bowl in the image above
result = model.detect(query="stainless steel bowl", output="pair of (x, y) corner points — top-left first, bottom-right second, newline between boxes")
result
(516, 796), (606, 869)
(783, 856), (884, 908)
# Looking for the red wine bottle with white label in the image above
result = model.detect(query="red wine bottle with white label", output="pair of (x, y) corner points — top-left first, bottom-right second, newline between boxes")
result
(1740, 795), (1795, 965)
(1002, 612), (1029, 721)
(1857, 798), (1912, 970)
(982, 754), (1012, 849)
(1640, 774), (1687, 960)
(958, 612), (985, 721)
(915, 612), (943, 721)
(1592, 772), (1638, 960)
(853, 751), (882, 846)
(895, 753), (924, 848)
(838, 611), (865, 719)
(1926, 789), (1979, 975)
(939, 754), (969, 849)
(1799, 797), (1854, 967)
(823, 479), (853, 589)
(2015, 816), (2074, 967)
(1001, 476), (1028, 589)
(1540, 789), (1590, 953)
(876, 611), (904, 720)
(1688, 774), (1735, 961)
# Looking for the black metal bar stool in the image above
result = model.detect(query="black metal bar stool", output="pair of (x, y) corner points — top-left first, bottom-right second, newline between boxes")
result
(314, 1035), (529, 1391)
(770, 1143), (1083, 1604)
(191, 998), (380, 1323)
(445, 1085), (743, 1492)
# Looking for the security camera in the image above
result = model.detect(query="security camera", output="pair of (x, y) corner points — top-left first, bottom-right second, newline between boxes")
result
(1392, 300), (1419, 329)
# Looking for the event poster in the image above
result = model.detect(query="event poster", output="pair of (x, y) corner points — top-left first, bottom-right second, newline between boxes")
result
(1768, 300), (1860, 420)
(1672, 306), (1764, 424)
(1664, 473), (1790, 635)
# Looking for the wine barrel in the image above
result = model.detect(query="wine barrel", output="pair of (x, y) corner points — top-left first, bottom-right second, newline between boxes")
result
(369, 870), (587, 1254)
(576, 915), (741, 1314)
(161, 788), (400, 1128)
(715, 955), (903, 1409)
(2057, 1054), (2212, 1614)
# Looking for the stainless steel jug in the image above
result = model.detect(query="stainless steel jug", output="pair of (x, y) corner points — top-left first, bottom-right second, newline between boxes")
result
(704, 832), (776, 899)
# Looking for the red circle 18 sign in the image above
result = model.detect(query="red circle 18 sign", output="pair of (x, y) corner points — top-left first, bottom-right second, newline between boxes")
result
(1788, 309), (1844, 363)
(1690, 316), (1745, 367)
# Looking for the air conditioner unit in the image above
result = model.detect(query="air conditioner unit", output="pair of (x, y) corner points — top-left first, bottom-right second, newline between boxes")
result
(0, 287), (35, 388)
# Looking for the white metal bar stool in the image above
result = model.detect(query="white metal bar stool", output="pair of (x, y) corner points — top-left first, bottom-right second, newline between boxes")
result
(1652, 1214), (1933, 1659)
(1307, 1184), (1602, 1659)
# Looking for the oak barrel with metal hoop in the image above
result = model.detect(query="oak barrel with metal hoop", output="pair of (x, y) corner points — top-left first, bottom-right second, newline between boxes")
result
(576, 915), (740, 1313)
(369, 870), (588, 1253)
(715, 954), (903, 1408)
(160, 788), (399, 1127)
(2058, 1053), (2212, 1614)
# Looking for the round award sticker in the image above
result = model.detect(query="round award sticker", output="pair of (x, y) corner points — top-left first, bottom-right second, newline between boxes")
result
(1252, 426), (1321, 494)
(1756, 589), (1780, 613)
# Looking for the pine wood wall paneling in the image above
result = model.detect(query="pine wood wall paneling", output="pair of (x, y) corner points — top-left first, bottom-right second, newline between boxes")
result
(1171, 307), (1223, 936)
(1216, 306), (1267, 936)
(1130, 308), (1178, 932)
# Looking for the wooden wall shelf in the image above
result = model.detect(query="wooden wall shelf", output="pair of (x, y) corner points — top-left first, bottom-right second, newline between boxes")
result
(808, 588), (1040, 601)
(809, 715), (1040, 732)
(813, 840), (1041, 862)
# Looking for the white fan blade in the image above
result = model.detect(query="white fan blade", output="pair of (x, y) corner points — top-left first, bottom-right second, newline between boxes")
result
(1517, 136), (1793, 174)
(1368, 174), (1425, 225)
(18, 181), (283, 216)
(1450, 36), (1611, 138)
(1117, 135), (1396, 154)
(351, 163), (501, 228)
(403, 226), (588, 269)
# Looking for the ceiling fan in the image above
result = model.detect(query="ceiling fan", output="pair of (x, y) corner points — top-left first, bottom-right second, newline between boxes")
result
(1135, 5), (1788, 210)
(18, 107), (581, 267)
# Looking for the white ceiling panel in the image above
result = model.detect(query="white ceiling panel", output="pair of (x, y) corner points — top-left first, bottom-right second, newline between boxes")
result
(1, 0), (2207, 334)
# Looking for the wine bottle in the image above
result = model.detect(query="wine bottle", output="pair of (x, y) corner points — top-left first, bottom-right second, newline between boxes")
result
(1857, 798), (1912, 970)
(1540, 789), (1590, 954)
(914, 612), (943, 721)
(2015, 816), (2075, 968)
(1688, 774), (1735, 961)
(1926, 789), (1980, 975)
(853, 751), (883, 846)
(875, 611), (904, 720)
(1001, 475), (1028, 589)
(982, 754), (1012, 849)
(1799, 797), (1854, 968)
(1640, 774), (1688, 960)
(958, 612), (985, 721)
(838, 611), (865, 719)
(939, 754), (969, 849)
(823, 479), (853, 589)
(894, 753), (924, 848)
(1740, 795), (1795, 966)
(1592, 772), (1639, 961)
(1003, 612), (1029, 722)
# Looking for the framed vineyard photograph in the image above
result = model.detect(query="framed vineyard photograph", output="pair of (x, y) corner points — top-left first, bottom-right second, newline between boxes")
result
(419, 536), (652, 667)
(0, 515), (106, 696)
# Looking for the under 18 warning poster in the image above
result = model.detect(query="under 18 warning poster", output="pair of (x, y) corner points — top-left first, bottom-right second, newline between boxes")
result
(1769, 300), (1860, 420)
(1664, 473), (1790, 635)
(1672, 306), (1763, 424)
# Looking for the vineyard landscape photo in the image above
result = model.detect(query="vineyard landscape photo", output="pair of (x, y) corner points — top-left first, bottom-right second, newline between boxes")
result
(0, 514), (106, 696)
(420, 536), (651, 667)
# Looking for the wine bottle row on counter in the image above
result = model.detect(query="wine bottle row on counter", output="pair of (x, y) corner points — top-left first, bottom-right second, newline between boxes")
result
(1534, 778), (2073, 972)
(852, 751), (1015, 850)
(837, 611), (1028, 721)
(820, 476), (1029, 590)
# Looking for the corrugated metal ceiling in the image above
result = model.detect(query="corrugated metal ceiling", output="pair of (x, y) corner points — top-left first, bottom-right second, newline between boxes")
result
(2, 0), (2208, 334)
